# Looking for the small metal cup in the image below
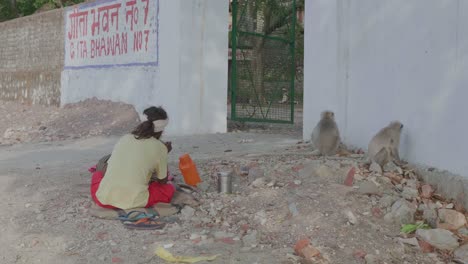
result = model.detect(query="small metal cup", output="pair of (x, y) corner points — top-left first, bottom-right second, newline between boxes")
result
(217, 171), (232, 194)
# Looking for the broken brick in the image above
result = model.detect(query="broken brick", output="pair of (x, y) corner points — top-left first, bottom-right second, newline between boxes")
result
(218, 237), (236, 245)
(300, 245), (321, 259)
(111, 257), (123, 263)
(420, 184), (434, 199)
(371, 207), (383, 218)
(418, 240), (434, 253)
(96, 232), (108, 240)
(353, 249), (367, 259)
(294, 238), (310, 255)
(344, 167), (355, 186)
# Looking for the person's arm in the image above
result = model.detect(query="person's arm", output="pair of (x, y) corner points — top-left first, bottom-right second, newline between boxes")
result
(154, 145), (168, 184)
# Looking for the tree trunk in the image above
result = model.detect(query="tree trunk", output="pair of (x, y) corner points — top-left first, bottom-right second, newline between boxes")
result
(10, 0), (18, 17)
(250, 2), (272, 104)
(252, 38), (265, 104)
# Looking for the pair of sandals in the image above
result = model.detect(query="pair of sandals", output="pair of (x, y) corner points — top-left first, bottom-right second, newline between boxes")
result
(117, 208), (180, 230)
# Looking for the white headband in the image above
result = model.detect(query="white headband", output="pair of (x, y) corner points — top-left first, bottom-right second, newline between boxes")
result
(153, 119), (168, 132)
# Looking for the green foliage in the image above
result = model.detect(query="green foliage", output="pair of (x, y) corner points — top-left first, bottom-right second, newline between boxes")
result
(0, 0), (17, 22)
(401, 222), (431, 234)
(0, 0), (84, 22)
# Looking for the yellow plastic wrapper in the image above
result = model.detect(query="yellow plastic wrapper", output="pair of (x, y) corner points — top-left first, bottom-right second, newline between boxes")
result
(155, 247), (219, 263)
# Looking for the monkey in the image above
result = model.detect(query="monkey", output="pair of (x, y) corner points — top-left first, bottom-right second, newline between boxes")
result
(368, 121), (404, 168)
(311, 111), (341, 156)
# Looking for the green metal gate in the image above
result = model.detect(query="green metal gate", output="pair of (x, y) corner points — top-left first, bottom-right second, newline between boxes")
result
(230, 0), (297, 123)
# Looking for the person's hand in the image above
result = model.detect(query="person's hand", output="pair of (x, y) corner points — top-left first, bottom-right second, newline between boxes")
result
(164, 141), (172, 153)
(157, 177), (168, 184)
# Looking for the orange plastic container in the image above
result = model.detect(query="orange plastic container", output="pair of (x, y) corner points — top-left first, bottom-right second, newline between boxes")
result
(179, 153), (201, 186)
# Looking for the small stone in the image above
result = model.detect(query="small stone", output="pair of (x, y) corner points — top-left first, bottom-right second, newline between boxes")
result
(454, 244), (468, 264)
(344, 210), (358, 225)
(249, 167), (264, 178)
(458, 227), (468, 236)
(181, 206), (195, 218)
(354, 174), (364, 181)
(109, 240), (117, 246)
(399, 237), (420, 247)
(266, 180), (276, 187)
(401, 187), (419, 200)
(404, 179), (417, 189)
(240, 166), (249, 176)
(299, 163), (318, 178)
(286, 253), (301, 262)
(445, 203), (454, 209)
(58, 215), (67, 222)
(438, 209), (467, 230)
(315, 165), (333, 178)
(416, 228), (459, 250)
(254, 210), (267, 225)
(369, 162), (382, 174)
(364, 254), (378, 264)
(213, 231), (234, 239)
(423, 208), (438, 228)
(384, 162), (401, 173)
(293, 180), (302, 185)
(35, 214), (45, 221)
(251, 177), (266, 188)
(242, 230), (258, 247)
(289, 203), (299, 217)
(420, 184), (434, 199)
(384, 199), (416, 225)
(197, 181), (209, 192)
(396, 166), (403, 175)
(25, 203), (32, 208)
(190, 233), (201, 240)
(379, 195), (397, 208)
(358, 181), (381, 196)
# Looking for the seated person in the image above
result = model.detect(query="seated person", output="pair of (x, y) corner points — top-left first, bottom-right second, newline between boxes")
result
(90, 106), (174, 210)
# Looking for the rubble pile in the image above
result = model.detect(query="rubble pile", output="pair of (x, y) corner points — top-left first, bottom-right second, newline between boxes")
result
(0, 98), (139, 145)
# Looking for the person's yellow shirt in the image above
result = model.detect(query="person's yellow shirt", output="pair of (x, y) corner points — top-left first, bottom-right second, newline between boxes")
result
(96, 134), (168, 209)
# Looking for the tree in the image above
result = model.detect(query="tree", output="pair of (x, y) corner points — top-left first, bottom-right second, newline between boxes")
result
(233, 0), (303, 103)
(0, 0), (83, 22)
(0, 0), (17, 22)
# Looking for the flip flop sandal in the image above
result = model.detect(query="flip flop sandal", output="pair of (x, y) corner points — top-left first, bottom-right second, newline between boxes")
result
(176, 183), (200, 193)
(117, 211), (157, 222)
(123, 218), (166, 230)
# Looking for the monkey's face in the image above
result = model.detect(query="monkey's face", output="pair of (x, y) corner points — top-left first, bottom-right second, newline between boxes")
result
(390, 121), (403, 131)
(321, 111), (335, 120)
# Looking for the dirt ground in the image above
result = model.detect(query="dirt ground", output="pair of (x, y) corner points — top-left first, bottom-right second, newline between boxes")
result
(0, 100), (466, 264)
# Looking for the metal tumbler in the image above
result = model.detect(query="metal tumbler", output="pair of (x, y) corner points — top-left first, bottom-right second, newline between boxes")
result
(217, 171), (232, 194)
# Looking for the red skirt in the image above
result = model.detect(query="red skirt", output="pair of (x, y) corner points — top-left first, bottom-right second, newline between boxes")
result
(90, 171), (175, 209)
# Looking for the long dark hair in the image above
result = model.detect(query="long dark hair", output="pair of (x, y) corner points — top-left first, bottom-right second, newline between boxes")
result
(132, 106), (168, 140)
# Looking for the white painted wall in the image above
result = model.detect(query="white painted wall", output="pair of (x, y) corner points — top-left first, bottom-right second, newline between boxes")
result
(61, 0), (229, 136)
(304, 0), (468, 176)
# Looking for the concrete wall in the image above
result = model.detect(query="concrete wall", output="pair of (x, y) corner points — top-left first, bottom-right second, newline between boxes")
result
(0, 10), (63, 106)
(304, 0), (468, 176)
(61, 0), (229, 136)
